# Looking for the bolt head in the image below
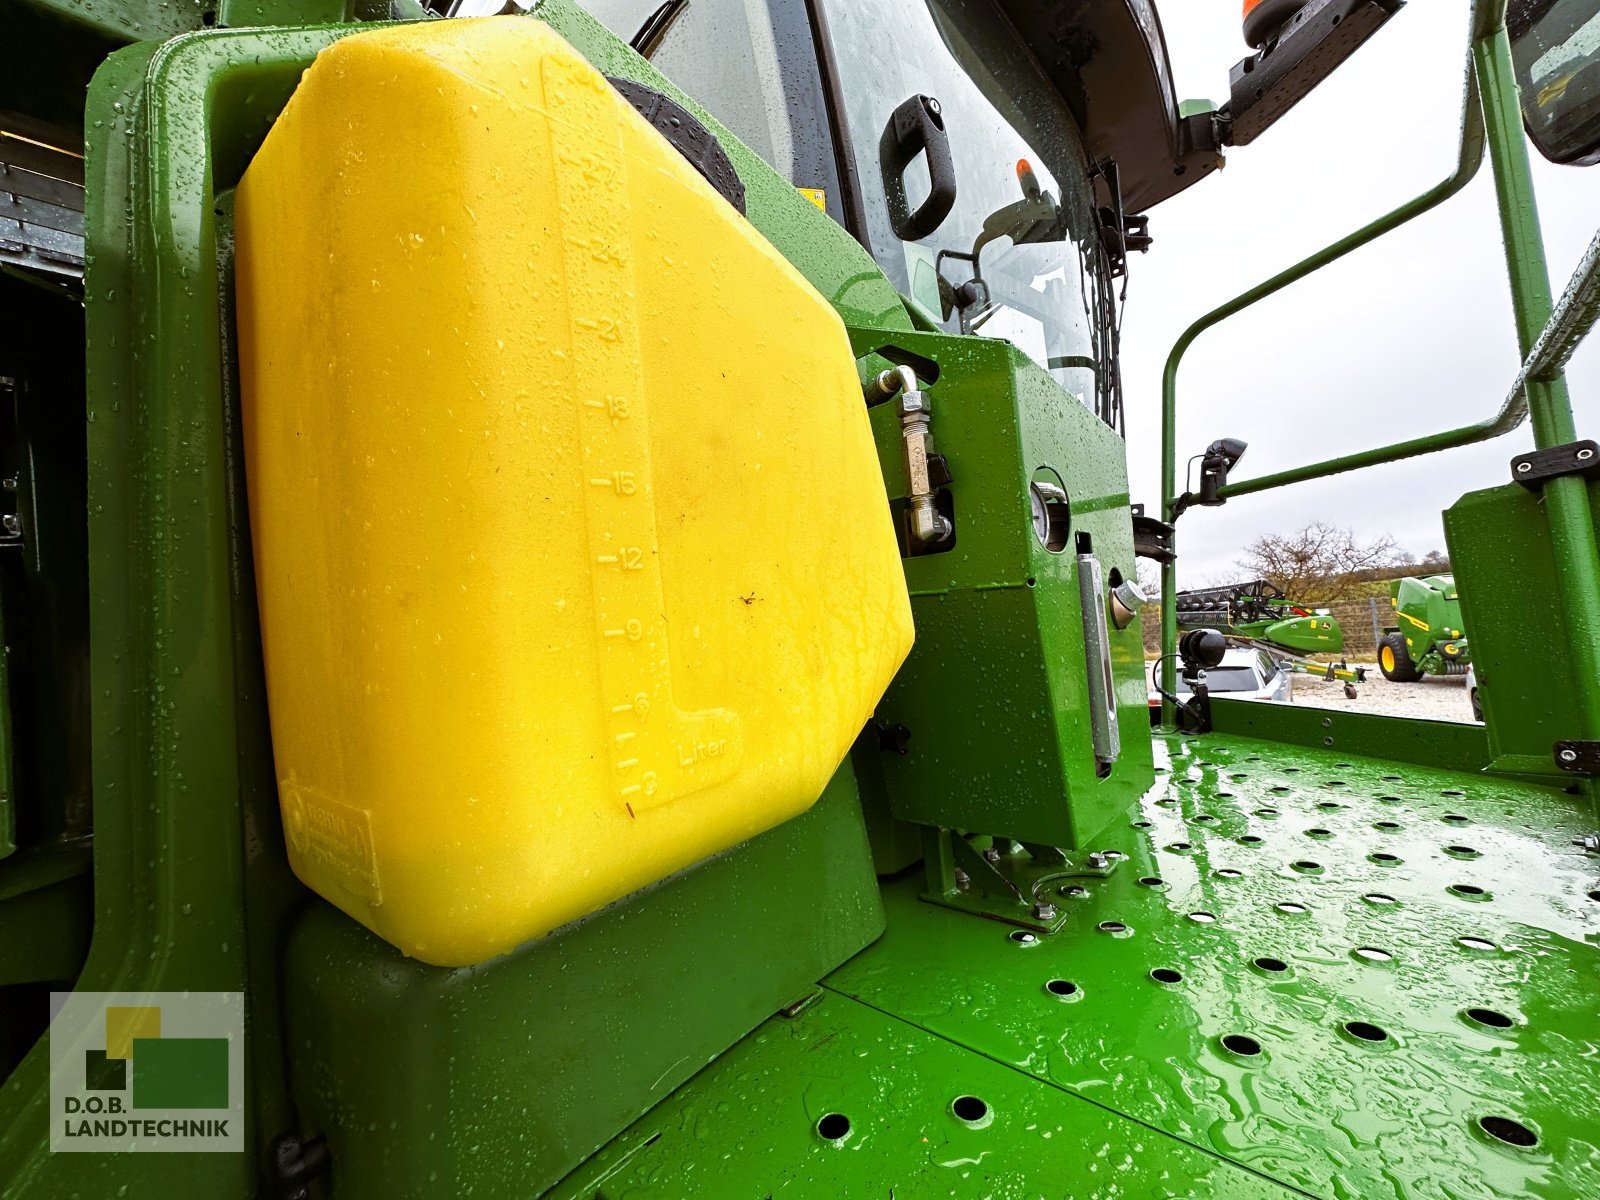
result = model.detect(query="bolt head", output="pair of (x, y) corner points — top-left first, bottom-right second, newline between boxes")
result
(1031, 902), (1057, 921)
(1517, 461), (1532, 472)
(1560, 749), (1579, 762)
(1086, 852), (1108, 870)
(982, 847), (1002, 864)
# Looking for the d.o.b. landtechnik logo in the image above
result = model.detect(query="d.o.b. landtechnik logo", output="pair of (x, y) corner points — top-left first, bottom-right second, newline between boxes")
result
(48, 991), (243, 1152)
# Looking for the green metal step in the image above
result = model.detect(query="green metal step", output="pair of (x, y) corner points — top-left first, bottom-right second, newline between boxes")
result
(550, 732), (1600, 1199)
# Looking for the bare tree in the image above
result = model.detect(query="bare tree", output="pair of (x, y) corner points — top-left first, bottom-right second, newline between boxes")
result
(1238, 522), (1402, 603)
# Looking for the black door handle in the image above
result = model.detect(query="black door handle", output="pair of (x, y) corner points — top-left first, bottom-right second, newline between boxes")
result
(879, 95), (957, 241)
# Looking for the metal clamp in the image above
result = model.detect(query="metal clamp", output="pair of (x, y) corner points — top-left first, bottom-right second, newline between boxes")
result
(1554, 740), (1600, 774)
(1511, 440), (1600, 490)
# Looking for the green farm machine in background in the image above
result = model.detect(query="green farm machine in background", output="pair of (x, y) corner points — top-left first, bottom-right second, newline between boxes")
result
(1378, 573), (1472, 681)
(2, 0), (1600, 1197)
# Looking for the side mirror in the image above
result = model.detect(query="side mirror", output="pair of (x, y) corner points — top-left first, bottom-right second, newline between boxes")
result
(1172, 437), (1247, 520)
(1223, 0), (1404, 146)
(1510, 0), (1600, 166)
(1196, 438), (1248, 505)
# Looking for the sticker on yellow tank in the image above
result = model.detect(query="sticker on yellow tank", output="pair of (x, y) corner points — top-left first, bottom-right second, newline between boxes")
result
(234, 18), (912, 966)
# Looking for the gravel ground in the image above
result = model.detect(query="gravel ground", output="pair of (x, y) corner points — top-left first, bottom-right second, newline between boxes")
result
(1286, 665), (1477, 723)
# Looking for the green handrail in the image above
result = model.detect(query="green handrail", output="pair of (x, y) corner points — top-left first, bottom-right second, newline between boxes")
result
(1159, 0), (1497, 721)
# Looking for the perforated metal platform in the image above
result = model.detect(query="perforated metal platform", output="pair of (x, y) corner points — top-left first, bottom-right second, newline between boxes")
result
(551, 732), (1600, 1199)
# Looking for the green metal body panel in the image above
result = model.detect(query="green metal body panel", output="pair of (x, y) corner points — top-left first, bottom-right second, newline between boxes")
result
(1257, 613), (1344, 654)
(1388, 574), (1470, 668)
(1445, 480), (1600, 777)
(0, 845), (90, 990)
(1209, 697), (1492, 775)
(547, 990), (1303, 1200)
(286, 766), (883, 1200)
(858, 329), (1155, 849)
(543, 732), (1600, 1199)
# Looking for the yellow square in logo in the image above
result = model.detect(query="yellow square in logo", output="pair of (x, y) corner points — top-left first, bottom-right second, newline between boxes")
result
(105, 1006), (161, 1061)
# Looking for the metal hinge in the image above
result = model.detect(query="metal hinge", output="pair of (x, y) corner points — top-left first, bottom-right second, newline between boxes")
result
(1511, 440), (1600, 490)
(1554, 740), (1600, 774)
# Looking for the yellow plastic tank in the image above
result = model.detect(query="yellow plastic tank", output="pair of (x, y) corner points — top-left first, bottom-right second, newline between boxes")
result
(234, 18), (912, 966)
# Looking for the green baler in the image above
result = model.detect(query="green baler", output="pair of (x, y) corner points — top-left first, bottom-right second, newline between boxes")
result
(1379, 573), (1472, 680)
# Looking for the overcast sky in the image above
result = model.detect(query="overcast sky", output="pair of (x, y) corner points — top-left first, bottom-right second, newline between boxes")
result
(1125, 3), (1598, 585)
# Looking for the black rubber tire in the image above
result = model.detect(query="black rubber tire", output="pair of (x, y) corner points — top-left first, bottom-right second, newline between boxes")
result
(1378, 632), (1424, 683)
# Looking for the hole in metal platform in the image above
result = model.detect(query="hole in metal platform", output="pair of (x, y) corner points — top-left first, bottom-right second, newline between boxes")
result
(1098, 920), (1128, 935)
(1352, 946), (1394, 964)
(1132, 820), (1153, 830)
(1282, 767), (1301, 774)
(1442, 813), (1470, 824)
(1377, 795), (1403, 804)
(816, 1113), (851, 1141)
(1056, 885), (1087, 899)
(1255, 807), (1280, 818)
(1270, 786), (1291, 795)
(1305, 828), (1333, 840)
(1239, 835), (1264, 847)
(1150, 967), (1184, 985)
(1362, 892), (1397, 906)
(1445, 845), (1481, 860)
(1229, 774), (1249, 782)
(1009, 930), (1039, 945)
(1157, 798), (1177, 808)
(1316, 801), (1343, 811)
(1442, 789), (1466, 798)
(1381, 775), (1402, 782)
(1252, 956), (1289, 973)
(1216, 868), (1244, 879)
(1044, 979), (1080, 1000)
(1166, 842), (1193, 854)
(1369, 852), (1402, 866)
(1458, 935), (1499, 951)
(1220, 1033), (1263, 1058)
(1138, 875), (1166, 888)
(1274, 901), (1309, 915)
(1588, 889), (1600, 902)
(1193, 814), (1217, 824)
(951, 1095), (990, 1125)
(1343, 1020), (1389, 1043)
(1448, 883), (1490, 901)
(1102, 850), (1127, 861)
(1325, 780), (1348, 788)
(1374, 820), (1402, 832)
(1335, 762), (1354, 768)
(1188, 911), (1217, 924)
(1477, 1115), (1538, 1149)
(1291, 860), (1323, 873)
(1215, 791), (1236, 799)
(1463, 1007), (1515, 1030)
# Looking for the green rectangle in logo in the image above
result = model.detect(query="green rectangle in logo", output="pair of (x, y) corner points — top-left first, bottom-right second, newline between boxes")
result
(130, 1037), (229, 1109)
